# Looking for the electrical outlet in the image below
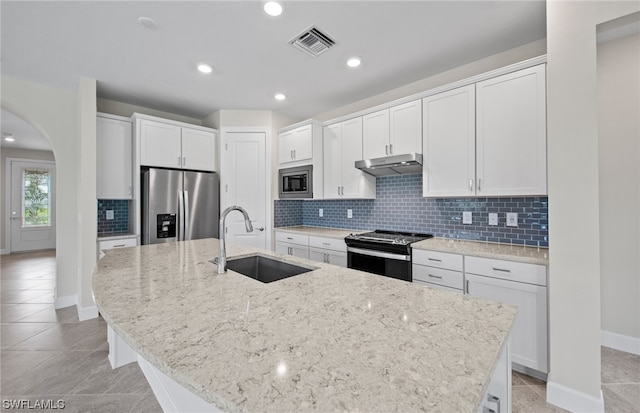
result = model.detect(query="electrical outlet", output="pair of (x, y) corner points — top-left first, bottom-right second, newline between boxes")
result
(506, 212), (518, 227)
(106, 210), (114, 220)
(319, 208), (323, 217)
(462, 211), (472, 225)
(347, 209), (353, 219)
(489, 213), (498, 226)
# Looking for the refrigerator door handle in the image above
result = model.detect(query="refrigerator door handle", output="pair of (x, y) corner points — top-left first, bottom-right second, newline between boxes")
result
(178, 191), (185, 241)
(183, 190), (190, 241)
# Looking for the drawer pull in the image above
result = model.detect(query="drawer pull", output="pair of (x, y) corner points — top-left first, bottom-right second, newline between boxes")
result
(492, 267), (511, 273)
(428, 258), (442, 262)
(112, 244), (126, 248)
(428, 274), (443, 279)
(322, 242), (331, 246)
(286, 237), (293, 240)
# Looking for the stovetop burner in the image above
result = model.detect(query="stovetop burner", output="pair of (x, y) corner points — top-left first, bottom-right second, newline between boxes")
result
(345, 230), (433, 246)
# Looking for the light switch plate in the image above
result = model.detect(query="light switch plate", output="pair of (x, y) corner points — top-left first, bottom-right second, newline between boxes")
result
(462, 211), (472, 225)
(106, 210), (114, 220)
(347, 209), (353, 219)
(489, 213), (498, 226)
(319, 208), (323, 217)
(506, 212), (518, 227)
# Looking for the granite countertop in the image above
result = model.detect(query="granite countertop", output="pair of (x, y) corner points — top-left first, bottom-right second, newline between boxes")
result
(92, 239), (516, 413)
(274, 225), (364, 239)
(412, 238), (549, 266)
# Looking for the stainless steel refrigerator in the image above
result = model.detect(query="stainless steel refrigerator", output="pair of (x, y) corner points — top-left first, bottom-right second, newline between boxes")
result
(141, 167), (219, 245)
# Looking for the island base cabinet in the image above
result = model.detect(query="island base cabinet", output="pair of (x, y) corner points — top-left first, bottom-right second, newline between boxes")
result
(479, 339), (511, 413)
(466, 273), (548, 374)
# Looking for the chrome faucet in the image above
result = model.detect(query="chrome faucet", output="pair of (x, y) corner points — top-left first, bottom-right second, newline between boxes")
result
(216, 206), (254, 274)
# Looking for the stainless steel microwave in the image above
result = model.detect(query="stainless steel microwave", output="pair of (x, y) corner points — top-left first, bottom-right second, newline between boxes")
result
(279, 165), (313, 199)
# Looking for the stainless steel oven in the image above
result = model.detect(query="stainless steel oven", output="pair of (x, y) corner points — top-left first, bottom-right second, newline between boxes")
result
(278, 165), (313, 199)
(345, 230), (433, 282)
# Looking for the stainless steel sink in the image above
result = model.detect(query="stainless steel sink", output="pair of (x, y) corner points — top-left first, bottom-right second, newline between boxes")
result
(226, 255), (313, 283)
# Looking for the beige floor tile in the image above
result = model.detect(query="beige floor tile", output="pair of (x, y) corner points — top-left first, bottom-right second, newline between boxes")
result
(17, 306), (80, 323)
(603, 383), (640, 413)
(10, 322), (107, 351)
(1, 303), (52, 322)
(1, 322), (57, 349)
(0, 350), (60, 385)
(602, 346), (640, 384)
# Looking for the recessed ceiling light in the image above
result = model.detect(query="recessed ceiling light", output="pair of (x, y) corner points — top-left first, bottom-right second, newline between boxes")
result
(275, 93), (286, 101)
(347, 57), (362, 68)
(264, 2), (283, 17)
(3, 133), (15, 142)
(197, 64), (213, 74)
(138, 16), (158, 30)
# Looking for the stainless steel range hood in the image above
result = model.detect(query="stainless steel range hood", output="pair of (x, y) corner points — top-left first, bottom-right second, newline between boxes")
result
(354, 153), (423, 177)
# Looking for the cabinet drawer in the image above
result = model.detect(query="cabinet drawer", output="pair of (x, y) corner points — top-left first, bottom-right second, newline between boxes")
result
(308, 236), (346, 252)
(412, 249), (463, 271)
(413, 265), (464, 290)
(275, 231), (309, 246)
(465, 256), (546, 286)
(98, 238), (137, 251)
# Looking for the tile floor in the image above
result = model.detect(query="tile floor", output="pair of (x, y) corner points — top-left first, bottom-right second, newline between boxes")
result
(1, 250), (639, 412)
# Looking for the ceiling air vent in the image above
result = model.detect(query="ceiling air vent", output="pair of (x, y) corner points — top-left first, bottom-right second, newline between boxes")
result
(290, 26), (336, 57)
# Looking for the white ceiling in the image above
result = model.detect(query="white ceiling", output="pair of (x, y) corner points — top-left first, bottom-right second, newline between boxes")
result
(1, 109), (52, 152)
(1, 0), (546, 150)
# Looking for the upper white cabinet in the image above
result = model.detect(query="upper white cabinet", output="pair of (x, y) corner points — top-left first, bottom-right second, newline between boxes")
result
(423, 85), (476, 197)
(137, 116), (217, 172)
(278, 123), (313, 165)
(476, 65), (547, 196)
(423, 64), (547, 197)
(97, 113), (133, 199)
(363, 100), (422, 160)
(323, 118), (376, 199)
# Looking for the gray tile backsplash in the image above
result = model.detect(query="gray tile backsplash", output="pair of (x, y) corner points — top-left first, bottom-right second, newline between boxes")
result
(275, 174), (548, 247)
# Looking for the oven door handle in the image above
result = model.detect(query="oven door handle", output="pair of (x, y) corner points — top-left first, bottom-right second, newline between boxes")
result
(347, 247), (411, 261)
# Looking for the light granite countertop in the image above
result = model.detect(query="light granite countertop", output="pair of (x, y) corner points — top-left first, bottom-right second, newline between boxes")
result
(93, 238), (516, 413)
(274, 225), (364, 239)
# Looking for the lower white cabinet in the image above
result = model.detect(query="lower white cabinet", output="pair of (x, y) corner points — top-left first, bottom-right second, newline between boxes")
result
(412, 249), (464, 293)
(478, 340), (511, 413)
(275, 232), (309, 259)
(465, 257), (548, 374)
(97, 236), (137, 260)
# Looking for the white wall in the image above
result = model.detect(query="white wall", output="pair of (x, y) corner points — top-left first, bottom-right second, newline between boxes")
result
(1, 76), (80, 303)
(97, 98), (202, 125)
(0, 147), (55, 252)
(546, 2), (640, 412)
(598, 32), (640, 344)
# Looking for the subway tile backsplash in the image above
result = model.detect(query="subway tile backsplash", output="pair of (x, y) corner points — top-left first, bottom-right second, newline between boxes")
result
(97, 199), (129, 235)
(274, 174), (548, 247)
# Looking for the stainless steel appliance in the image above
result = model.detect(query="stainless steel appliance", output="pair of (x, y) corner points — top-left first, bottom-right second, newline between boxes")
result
(345, 230), (433, 281)
(355, 153), (423, 177)
(278, 165), (313, 199)
(141, 167), (219, 245)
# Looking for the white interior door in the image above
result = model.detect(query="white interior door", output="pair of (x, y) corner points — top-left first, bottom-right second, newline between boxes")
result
(221, 131), (267, 249)
(9, 160), (56, 252)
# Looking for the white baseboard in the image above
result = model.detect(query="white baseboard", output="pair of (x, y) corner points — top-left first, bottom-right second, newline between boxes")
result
(78, 305), (99, 321)
(602, 330), (640, 355)
(0, 248), (9, 255)
(546, 380), (604, 413)
(54, 294), (77, 309)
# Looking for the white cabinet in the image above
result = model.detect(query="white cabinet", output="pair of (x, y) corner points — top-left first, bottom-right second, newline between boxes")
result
(97, 114), (133, 199)
(278, 123), (313, 165)
(478, 340), (511, 413)
(465, 256), (548, 374)
(275, 232), (309, 259)
(423, 64), (546, 197)
(476, 64), (547, 196)
(323, 118), (375, 199)
(422, 85), (476, 197)
(97, 235), (137, 260)
(137, 116), (217, 172)
(412, 249), (464, 293)
(362, 100), (422, 160)
(309, 236), (347, 267)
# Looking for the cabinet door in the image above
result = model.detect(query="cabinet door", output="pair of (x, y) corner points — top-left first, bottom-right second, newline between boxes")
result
(341, 118), (373, 199)
(362, 109), (390, 159)
(466, 273), (548, 373)
(291, 124), (313, 162)
(181, 128), (217, 172)
(309, 248), (347, 267)
(323, 123), (342, 199)
(278, 130), (295, 164)
(276, 241), (309, 259)
(390, 100), (422, 155)
(140, 120), (182, 168)
(97, 117), (132, 199)
(476, 65), (547, 196)
(422, 85), (476, 197)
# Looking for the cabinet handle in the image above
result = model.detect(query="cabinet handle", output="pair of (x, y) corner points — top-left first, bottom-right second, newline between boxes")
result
(389, 144), (393, 154)
(322, 242), (331, 246)
(478, 178), (482, 191)
(293, 149), (296, 159)
(324, 254), (329, 263)
(492, 267), (511, 273)
(290, 150), (294, 159)
(113, 244), (126, 248)
(428, 274), (443, 279)
(427, 258), (442, 262)
(287, 247), (292, 255)
(465, 280), (470, 294)
(469, 179), (474, 192)
(487, 394), (501, 413)
(286, 237), (293, 240)
(341, 186), (344, 196)
(385, 144), (389, 155)
(178, 156), (182, 166)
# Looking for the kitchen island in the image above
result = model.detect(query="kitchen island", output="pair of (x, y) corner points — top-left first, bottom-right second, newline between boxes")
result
(92, 238), (516, 412)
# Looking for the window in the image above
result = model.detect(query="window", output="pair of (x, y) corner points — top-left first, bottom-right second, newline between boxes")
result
(22, 168), (51, 227)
